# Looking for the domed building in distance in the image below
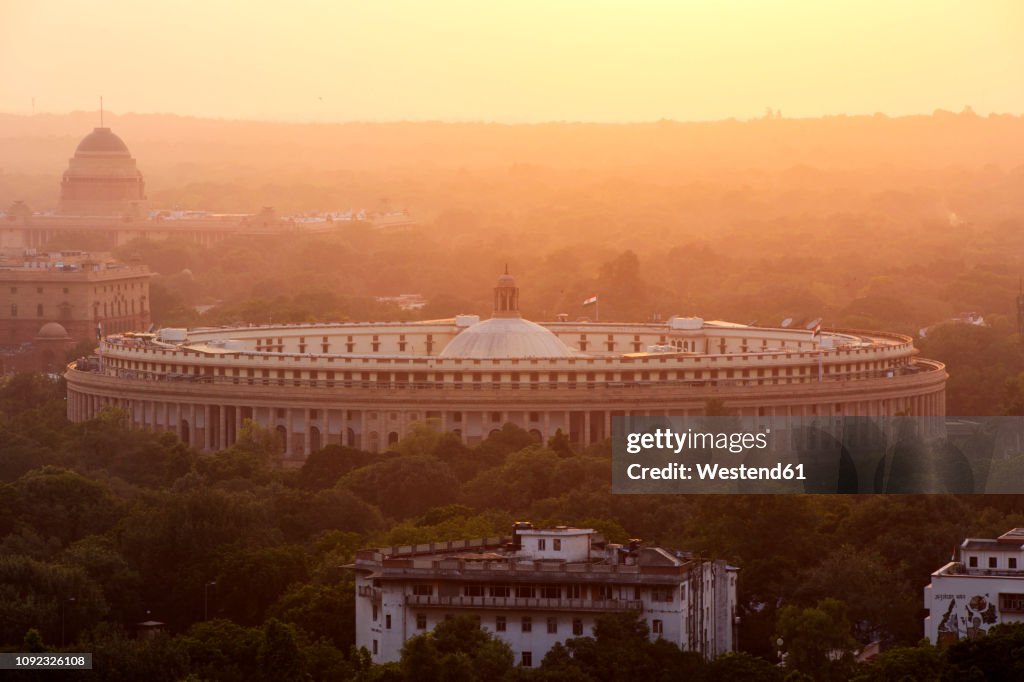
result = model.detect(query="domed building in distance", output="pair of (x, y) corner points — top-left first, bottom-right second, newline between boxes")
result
(2, 123), (415, 251)
(59, 127), (147, 217)
(65, 271), (947, 460)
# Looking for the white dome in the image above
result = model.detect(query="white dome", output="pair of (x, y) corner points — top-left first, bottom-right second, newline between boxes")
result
(439, 317), (574, 359)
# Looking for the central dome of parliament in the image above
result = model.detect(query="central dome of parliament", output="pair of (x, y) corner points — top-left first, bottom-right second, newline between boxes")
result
(439, 271), (574, 359)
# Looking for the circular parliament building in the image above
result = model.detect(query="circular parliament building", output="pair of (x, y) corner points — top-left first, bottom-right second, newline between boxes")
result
(65, 272), (947, 459)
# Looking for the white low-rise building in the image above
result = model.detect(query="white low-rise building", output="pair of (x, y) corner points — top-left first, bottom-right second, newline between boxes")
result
(352, 524), (737, 667)
(924, 528), (1024, 646)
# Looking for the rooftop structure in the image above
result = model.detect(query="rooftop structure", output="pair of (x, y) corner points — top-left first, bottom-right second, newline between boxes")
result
(352, 524), (737, 666)
(924, 529), (1024, 646)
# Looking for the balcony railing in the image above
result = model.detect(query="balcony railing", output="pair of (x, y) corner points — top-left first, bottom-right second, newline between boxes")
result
(405, 594), (642, 612)
(358, 585), (381, 601)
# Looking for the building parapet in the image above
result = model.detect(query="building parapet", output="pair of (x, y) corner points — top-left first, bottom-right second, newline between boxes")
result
(405, 595), (644, 612)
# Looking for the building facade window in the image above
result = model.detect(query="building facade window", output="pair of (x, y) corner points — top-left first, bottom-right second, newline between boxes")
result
(412, 584), (433, 596)
(652, 619), (664, 635)
(652, 588), (674, 602)
(573, 619), (584, 636)
(547, 617), (557, 634)
(417, 613), (427, 630)
(521, 617), (532, 633)
(496, 616), (506, 632)
(553, 539), (561, 551)
(521, 652), (532, 668)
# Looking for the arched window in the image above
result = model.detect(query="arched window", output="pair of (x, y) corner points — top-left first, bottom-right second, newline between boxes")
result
(310, 425), (321, 452)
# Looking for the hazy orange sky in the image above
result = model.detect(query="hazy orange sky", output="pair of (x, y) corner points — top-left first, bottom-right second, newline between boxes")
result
(2, 1), (1021, 123)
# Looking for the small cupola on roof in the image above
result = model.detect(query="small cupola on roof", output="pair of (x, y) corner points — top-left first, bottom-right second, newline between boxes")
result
(493, 265), (520, 318)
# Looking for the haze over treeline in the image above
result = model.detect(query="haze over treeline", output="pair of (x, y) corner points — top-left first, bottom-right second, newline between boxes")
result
(3, 109), (1024, 214)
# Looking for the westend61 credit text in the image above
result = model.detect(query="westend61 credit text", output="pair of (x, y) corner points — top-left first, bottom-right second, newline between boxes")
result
(613, 416), (1024, 494)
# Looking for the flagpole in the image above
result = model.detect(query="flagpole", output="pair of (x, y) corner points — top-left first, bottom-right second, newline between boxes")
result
(595, 297), (599, 322)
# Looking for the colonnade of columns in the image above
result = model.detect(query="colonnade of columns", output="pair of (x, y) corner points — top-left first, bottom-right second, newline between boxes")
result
(64, 387), (946, 460)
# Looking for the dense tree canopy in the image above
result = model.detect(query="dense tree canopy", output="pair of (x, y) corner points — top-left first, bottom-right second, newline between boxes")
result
(1, 372), (1024, 679)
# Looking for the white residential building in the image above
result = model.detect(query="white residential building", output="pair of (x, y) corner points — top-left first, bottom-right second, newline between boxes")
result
(924, 528), (1024, 646)
(352, 524), (737, 667)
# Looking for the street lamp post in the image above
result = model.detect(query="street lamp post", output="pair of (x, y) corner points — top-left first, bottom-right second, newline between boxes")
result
(204, 581), (217, 620)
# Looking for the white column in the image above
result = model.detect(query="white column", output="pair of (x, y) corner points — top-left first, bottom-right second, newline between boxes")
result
(219, 406), (227, 450)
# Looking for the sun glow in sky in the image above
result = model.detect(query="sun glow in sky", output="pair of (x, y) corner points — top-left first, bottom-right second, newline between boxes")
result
(2, 0), (1021, 122)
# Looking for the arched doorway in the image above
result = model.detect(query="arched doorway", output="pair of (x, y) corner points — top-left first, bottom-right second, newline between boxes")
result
(387, 431), (399, 447)
(275, 425), (288, 454)
(529, 429), (542, 443)
(180, 419), (190, 445)
(310, 426), (322, 452)
(346, 427), (356, 448)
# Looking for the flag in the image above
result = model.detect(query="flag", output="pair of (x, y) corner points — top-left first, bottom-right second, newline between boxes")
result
(582, 295), (598, 307)
(811, 322), (821, 338)
(96, 322), (103, 340)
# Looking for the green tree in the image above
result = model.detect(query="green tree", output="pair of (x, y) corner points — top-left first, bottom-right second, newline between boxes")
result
(706, 651), (783, 681)
(10, 467), (122, 547)
(944, 621), (1024, 681)
(399, 615), (514, 681)
(268, 579), (356, 650)
(774, 598), (857, 681)
(852, 639), (944, 682)
(176, 619), (264, 682)
(215, 545), (310, 625)
(343, 455), (460, 519)
(258, 618), (304, 682)
(547, 428), (574, 458)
